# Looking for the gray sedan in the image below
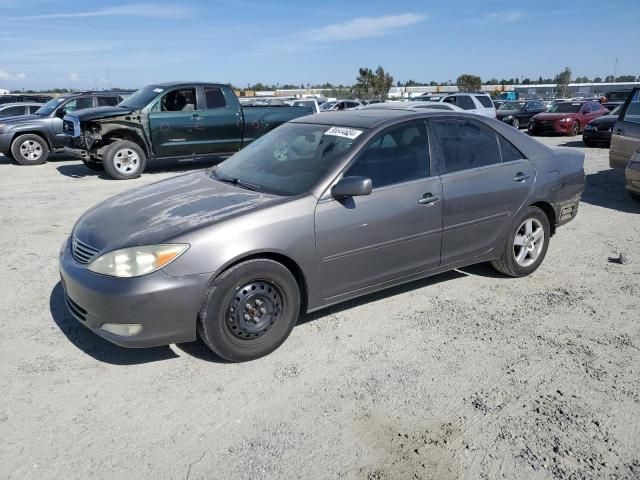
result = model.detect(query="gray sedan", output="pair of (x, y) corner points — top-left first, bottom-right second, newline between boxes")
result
(60, 110), (585, 361)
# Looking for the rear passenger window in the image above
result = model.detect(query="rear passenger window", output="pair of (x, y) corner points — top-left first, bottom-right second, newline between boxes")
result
(97, 96), (118, 107)
(621, 91), (640, 125)
(345, 122), (429, 188)
(475, 95), (494, 108)
(431, 118), (501, 173)
(498, 135), (526, 162)
(205, 87), (227, 109)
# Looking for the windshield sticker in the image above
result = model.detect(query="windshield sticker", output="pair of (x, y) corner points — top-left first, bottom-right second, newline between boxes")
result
(325, 127), (363, 140)
(153, 88), (164, 93)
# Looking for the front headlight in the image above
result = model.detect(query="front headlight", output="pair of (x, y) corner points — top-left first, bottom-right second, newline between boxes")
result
(88, 244), (189, 278)
(584, 124), (595, 130)
(560, 117), (572, 122)
(503, 115), (513, 121)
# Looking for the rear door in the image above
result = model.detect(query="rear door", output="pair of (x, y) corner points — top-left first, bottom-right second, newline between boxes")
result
(610, 88), (640, 169)
(315, 121), (442, 300)
(430, 117), (535, 265)
(148, 86), (201, 157)
(194, 85), (243, 154)
(0, 105), (27, 117)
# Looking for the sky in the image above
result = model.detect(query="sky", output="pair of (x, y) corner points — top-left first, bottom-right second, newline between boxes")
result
(0, 0), (639, 90)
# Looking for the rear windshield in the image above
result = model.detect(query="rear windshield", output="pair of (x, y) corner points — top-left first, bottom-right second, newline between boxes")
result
(498, 101), (525, 110)
(607, 91), (631, 102)
(475, 95), (494, 108)
(547, 103), (581, 113)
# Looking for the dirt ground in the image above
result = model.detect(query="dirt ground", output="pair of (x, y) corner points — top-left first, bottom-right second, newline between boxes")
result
(0, 135), (639, 480)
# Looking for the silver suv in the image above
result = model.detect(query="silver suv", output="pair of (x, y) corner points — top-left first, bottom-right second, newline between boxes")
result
(439, 93), (497, 118)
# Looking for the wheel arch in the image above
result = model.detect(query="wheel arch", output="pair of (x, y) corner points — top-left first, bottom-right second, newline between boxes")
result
(10, 130), (53, 150)
(530, 201), (556, 236)
(103, 129), (148, 156)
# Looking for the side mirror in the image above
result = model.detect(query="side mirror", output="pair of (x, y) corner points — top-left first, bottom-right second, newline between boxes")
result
(331, 176), (372, 198)
(56, 108), (66, 118)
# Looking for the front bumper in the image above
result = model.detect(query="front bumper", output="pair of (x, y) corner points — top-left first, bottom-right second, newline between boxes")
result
(59, 237), (211, 348)
(530, 121), (568, 134)
(582, 127), (612, 144)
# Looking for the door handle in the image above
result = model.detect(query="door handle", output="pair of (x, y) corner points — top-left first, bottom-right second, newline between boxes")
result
(192, 114), (203, 121)
(513, 172), (530, 182)
(418, 193), (440, 205)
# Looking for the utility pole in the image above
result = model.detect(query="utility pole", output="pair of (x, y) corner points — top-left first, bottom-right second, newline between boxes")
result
(613, 58), (618, 82)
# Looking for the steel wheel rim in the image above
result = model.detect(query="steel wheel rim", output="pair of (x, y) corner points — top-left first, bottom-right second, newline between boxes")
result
(513, 218), (544, 267)
(226, 281), (283, 340)
(113, 148), (139, 174)
(20, 140), (43, 160)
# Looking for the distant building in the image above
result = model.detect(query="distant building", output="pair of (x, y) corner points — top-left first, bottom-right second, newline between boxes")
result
(0, 88), (10, 95)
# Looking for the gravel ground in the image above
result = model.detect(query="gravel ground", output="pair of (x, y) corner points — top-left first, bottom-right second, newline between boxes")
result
(1, 136), (639, 480)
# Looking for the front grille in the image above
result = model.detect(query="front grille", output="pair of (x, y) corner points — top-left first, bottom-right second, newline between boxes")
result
(63, 119), (75, 136)
(597, 125), (612, 132)
(72, 236), (100, 264)
(65, 293), (87, 322)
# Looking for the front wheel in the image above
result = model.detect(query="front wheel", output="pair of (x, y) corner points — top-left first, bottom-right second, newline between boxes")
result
(102, 140), (146, 180)
(198, 259), (301, 362)
(491, 206), (550, 277)
(10, 134), (49, 165)
(569, 122), (580, 136)
(512, 117), (520, 129)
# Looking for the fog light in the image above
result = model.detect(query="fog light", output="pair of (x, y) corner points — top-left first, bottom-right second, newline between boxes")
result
(100, 323), (143, 337)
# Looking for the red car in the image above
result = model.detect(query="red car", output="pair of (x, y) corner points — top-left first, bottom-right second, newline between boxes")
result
(529, 100), (609, 136)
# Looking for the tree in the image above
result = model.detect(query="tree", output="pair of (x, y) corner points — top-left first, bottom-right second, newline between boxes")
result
(616, 75), (636, 82)
(604, 75), (615, 83)
(456, 74), (482, 92)
(593, 77), (602, 83)
(554, 67), (572, 96)
(354, 65), (394, 99)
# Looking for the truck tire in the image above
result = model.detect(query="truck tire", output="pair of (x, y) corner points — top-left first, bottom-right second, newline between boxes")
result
(102, 140), (146, 180)
(198, 258), (301, 362)
(10, 134), (49, 165)
(491, 206), (550, 277)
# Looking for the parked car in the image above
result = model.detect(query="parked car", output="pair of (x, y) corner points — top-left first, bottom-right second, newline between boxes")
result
(63, 82), (314, 179)
(60, 109), (585, 362)
(0, 102), (42, 118)
(529, 101), (609, 136)
(625, 150), (640, 202)
(289, 98), (320, 113)
(439, 93), (497, 118)
(602, 89), (632, 112)
(0, 94), (52, 105)
(493, 100), (506, 110)
(412, 94), (447, 102)
(360, 101), (463, 112)
(496, 100), (547, 129)
(610, 87), (640, 170)
(319, 100), (362, 111)
(0, 91), (128, 165)
(582, 106), (621, 147)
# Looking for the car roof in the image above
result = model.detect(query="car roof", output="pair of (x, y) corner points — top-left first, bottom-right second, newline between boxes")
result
(151, 81), (225, 89)
(0, 102), (43, 108)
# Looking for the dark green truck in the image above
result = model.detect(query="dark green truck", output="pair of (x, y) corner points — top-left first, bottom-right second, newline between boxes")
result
(63, 82), (313, 179)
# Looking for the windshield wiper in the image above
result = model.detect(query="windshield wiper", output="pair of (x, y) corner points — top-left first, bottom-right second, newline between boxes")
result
(213, 170), (264, 192)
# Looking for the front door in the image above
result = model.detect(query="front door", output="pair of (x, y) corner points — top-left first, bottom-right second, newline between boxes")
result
(194, 85), (243, 155)
(610, 88), (640, 169)
(315, 121), (442, 300)
(149, 87), (201, 157)
(52, 96), (95, 147)
(430, 117), (535, 266)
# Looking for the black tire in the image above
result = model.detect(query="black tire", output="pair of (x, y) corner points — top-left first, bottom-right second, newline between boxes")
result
(528, 124), (537, 136)
(81, 158), (104, 171)
(10, 134), (49, 165)
(512, 117), (520, 129)
(198, 259), (301, 362)
(629, 191), (640, 203)
(569, 122), (580, 137)
(491, 206), (550, 277)
(102, 140), (146, 180)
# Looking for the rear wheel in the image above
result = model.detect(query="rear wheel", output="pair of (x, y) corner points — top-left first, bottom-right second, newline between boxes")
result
(569, 121), (580, 136)
(512, 117), (520, 129)
(491, 206), (550, 277)
(198, 259), (301, 362)
(102, 140), (146, 180)
(10, 134), (49, 165)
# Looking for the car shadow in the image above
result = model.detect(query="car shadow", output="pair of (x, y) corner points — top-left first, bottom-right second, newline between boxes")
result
(557, 140), (586, 148)
(49, 282), (179, 365)
(581, 168), (640, 214)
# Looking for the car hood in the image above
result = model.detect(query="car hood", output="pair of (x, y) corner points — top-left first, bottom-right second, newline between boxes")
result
(587, 114), (618, 126)
(70, 106), (136, 121)
(496, 109), (519, 117)
(0, 114), (43, 128)
(533, 112), (577, 121)
(73, 170), (282, 252)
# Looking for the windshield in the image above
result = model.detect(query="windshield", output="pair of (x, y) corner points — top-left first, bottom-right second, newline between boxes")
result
(607, 91), (630, 102)
(319, 102), (336, 111)
(547, 103), (582, 113)
(34, 97), (66, 116)
(118, 86), (163, 109)
(214, 123), (364, 196)
(498, 101), (525, 111)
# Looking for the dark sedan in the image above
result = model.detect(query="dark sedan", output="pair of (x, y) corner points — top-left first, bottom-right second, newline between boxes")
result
(582, 105), (621, 147)
(496, 100), (547, 129)
(60, 110), (585, 361)
(529, 100), (609, 136)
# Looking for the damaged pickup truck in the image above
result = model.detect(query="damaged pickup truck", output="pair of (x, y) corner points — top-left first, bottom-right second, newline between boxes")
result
(63, 82), (314, 179)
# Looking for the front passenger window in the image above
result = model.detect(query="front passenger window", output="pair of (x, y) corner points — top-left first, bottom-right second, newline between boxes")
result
(621, 92), (640, 125)
(432, 118), (501, 173)
(345, 122), (429, 188)
(160, 88), (197, 112)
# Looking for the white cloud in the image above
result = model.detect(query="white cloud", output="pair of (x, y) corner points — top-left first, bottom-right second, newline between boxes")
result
(0, 69), (27, 80)
(302, 14), (426, 42)
(6, 3), (193, 20)
(68, 72), (79, 82)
